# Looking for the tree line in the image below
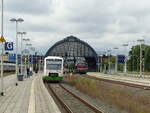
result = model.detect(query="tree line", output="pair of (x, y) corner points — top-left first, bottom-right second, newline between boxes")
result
(99, 44), (150, 72)
(127, 44), (150, 72)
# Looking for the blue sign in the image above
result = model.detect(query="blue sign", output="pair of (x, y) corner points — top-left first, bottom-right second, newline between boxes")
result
(5, 42), (13, 51)
(118, 55), (125, 64)
(8, 54), (21, 63)
(8, 54), (16, 63)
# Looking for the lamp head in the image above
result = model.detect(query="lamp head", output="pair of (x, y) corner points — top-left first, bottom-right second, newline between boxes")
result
(10, 18), (16, 22)
(23, 38), (30, 41)
(137, 39), (145, 43)
(18, 32), (26, 35)
(123, 43), (128, 46)
(22, 32), (26, 34)
(114, 47), (118, 49)
(17, 18), (24, 22)
(26, 43), (32, 46)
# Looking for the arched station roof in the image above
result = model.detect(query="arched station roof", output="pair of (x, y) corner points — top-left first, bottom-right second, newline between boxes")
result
(45, 36), (98, 59)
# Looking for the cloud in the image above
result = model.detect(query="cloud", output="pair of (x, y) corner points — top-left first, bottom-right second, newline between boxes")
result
(3, 0), (150, 54)
(5, 0), (54, 15)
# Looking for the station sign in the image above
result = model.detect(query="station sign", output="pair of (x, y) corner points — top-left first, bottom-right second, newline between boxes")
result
(5, 42), (13, 51)
(118, 55), (125, 64)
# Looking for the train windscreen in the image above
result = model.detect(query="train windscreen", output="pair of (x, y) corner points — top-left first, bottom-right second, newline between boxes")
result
(46, 59), (62, 70)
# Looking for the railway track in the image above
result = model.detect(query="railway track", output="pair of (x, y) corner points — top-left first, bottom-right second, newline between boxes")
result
(46, 83), (105, 113)
(84, 75), (150, 90)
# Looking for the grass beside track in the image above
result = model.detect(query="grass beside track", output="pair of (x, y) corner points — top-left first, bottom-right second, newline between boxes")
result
(64, 75), (150, 113)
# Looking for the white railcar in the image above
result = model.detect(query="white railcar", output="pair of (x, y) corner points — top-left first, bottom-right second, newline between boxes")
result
(44, 56), (63, 77)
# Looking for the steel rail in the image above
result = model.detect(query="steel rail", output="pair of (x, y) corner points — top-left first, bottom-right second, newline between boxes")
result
(59, 84), (105, 113)
(46, 83), (74, 113)
(85, 75), (150, 90)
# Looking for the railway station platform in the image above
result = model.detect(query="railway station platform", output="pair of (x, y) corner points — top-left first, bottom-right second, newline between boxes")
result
(87, 72), (150, 86)
(0, 74), (61, 113)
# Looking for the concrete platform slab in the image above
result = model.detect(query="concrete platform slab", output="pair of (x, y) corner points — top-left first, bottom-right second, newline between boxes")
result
(0, 74), (61, 113)
(87, 72), (150, 86)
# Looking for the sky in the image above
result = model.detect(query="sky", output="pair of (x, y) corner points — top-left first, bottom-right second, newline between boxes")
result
(2, 0), (150, 55)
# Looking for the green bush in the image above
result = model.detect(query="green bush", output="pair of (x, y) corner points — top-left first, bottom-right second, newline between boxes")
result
(43, 76), (63, 82)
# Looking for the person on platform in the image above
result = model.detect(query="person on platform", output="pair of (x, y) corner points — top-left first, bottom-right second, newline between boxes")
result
(29, 67), (33, 76)
(27, 67), (30, 77)
(35, 67), (38, 74)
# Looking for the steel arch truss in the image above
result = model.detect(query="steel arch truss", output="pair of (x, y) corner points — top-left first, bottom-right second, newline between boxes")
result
(45, 36), (98, 71)
(45, 36), (97, 58)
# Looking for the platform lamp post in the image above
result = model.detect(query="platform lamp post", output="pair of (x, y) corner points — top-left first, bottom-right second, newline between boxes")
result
(35, 51), (39, 73)
(38, 53), (42, 72)
(107, 49), (112, 74)
(29, 47), (35, 69)
(0, 0), (7, 96)
(41, 54), (44, 72)
(22, 49), (29, 78)
(114, 47), (118, 74)
(26, 43), (32, 68)
(98, 54), (103, 73)
(100, 54), (103, 72)
(123, 43), (128, 75)
(22, 38), (30, 76)
(17, 32), (26, 75)
(10, 18), (24, 85)
(103, 51), (107, 73)
(132, 41), (136, 72)
(137, 39), (145, 77)
(97, 55), (100, 72)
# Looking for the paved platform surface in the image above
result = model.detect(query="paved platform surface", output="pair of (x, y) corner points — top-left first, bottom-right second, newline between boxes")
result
(87, 72), (150, 86)
(0, 74), (61, 113)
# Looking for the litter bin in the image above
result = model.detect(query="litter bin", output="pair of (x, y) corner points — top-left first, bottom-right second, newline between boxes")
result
(17, 74), (24, 81)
